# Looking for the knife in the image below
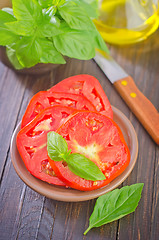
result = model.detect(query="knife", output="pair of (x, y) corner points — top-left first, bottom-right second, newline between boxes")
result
(94, 52), (159, 145)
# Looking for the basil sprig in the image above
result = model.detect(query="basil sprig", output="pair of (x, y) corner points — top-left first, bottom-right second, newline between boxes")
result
(0, 0), (108, 69)
(84, 183), (144, 235)
(47, 131), (106, 181)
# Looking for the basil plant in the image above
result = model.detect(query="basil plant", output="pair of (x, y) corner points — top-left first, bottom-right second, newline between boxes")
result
(0, 0), (108, 69)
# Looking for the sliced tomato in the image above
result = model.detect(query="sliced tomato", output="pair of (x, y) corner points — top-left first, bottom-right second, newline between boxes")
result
(21, 91), (96, 128)
(49, 74), (113, 119)
(17, 106), (78, 186)
(49, 111), (130, 191)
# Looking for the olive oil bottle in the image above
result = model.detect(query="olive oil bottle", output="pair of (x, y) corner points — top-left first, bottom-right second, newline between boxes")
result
(94, 0), (159, 44)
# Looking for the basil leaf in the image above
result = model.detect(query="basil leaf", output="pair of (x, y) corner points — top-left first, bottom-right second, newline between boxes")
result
(38, 21), (62, 37)
(38, 0), (53, 8)
(52, 0), (66, 7)
(6, 7), (61, 38)
(6, 46), (24, 70)
(0, 29), (19, 46)
(84, 183), (144, 235)
(0, 0), (108, 69)
(38, 6), (62, 37)
(39, 38), (66, 64)
(74, 0), (99, 19)
(0, 9), (16, 23)
(58, 2), (95, 30)
(67, 153), (106, 181)
(47, 131), (105, 180)
(47, 132), (69, 161)
(6, 20), (35, 36)
(12, 0), (42, 21)
(0, 10), (19, 45)
(42, 6), (57, 19)
(16, 36), (42, 68)
(1, 8), (14, 17)
(38, 0), (66, 8)
(94, 28), (109, 53)
(53, 24), (95, 60)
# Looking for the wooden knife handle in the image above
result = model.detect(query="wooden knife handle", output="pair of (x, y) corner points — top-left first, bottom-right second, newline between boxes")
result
(114, 76), (159, 145)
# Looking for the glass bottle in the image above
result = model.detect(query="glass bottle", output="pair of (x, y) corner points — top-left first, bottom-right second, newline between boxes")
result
(94, 0), (159, 44)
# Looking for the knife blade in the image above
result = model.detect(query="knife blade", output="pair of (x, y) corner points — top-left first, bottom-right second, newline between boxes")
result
(94, 52), (159, 145)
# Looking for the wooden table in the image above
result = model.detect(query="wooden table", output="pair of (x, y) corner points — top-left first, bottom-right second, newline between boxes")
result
(0, 30), (159, 240)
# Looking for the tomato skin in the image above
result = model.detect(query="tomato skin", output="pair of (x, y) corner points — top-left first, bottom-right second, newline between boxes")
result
(17, 106), (78, 186)
(49, 111), (130, 191)
(21, 91), (96, 128)
(49, 74), (113, 119)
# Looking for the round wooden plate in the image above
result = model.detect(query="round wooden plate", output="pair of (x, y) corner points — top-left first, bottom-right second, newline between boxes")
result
(10, 106), (138, 202)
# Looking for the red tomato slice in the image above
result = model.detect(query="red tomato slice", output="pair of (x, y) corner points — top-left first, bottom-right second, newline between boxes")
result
(49, 74), (113, 119)
(49, 111), (130, 191)
(21, 91), (96, 128)
(17, 106), (78, 186)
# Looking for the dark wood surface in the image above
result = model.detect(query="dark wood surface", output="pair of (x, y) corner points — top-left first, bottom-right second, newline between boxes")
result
(0, 30), (159, 240)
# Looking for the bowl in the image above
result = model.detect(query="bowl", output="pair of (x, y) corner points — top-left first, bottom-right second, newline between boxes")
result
(10, 106), (138, 202)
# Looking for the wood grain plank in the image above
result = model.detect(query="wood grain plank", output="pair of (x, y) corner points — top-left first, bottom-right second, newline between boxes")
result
(14, 187), (45, 240)
(50, 201), (75, 240)
(114, 33), (159, 240)
(0, 63), (8, 90)
(36, 198), (57, 240)
(50, 200), (90, 240)
(0, 68), (53, 240)
(0, 68), (66, 240)
(0, 68), (27, 179)
(117, 137), (156, 240)
(0, 64), (29, 240)
(150, 147), (159, 240)
(9, 75), (54, 240)
(0, 153), (26, 240)
(0, 35), (158, 240)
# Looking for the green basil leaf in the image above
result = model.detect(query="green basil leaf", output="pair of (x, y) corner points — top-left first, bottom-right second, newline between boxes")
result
(84, 183), (144, 235)
(43, 6), (57, 18)
(47, 131), (105, 180)
(53, 0), (66, 7)
(53, 24), (95, 60)
(16, 36), (42, 68)
(5, 20), (35, 36)
(74, 0), (99, 19)
(0, 29), (19, 46)
(38, 0), (66, 8)
(2, 8), (14, 17)
(37, 6), (61, 37)
(94, 28), (109, 53)
(39, 38), (66, 64)
(58, 2), (95, 30)
(0, 9), (16, 23)
(0, 28), (19, 46)
(6, 46), (24, 70)
(38, 0), (53, 8)
(12, 0), (42, 21)
(0, 10), (19, 46)
(38, 21), (62, 37)
(67, 153), (106, 181)
(47, 132), (69, 161)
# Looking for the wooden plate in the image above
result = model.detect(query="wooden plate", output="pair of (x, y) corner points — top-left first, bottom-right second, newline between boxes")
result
(10, 106), (138, 202)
